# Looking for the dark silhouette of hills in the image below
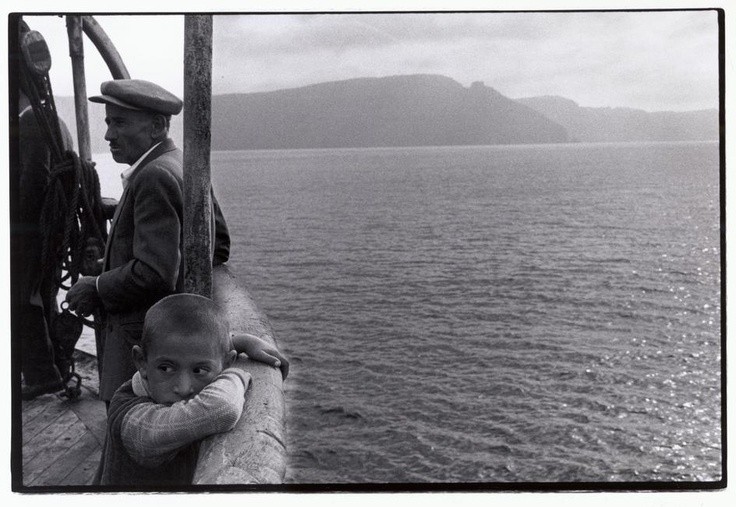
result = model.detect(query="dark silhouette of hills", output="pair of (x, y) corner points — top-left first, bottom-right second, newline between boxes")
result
(54, 74), (718, 154)
(517, 95), (718, 143)
(211, 75), (569, 150)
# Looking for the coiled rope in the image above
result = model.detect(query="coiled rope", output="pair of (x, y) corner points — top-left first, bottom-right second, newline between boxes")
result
(19, 27), (107, 314)
(39, 151), (106, 292)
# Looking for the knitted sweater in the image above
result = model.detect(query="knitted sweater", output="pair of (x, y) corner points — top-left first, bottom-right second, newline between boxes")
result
(93, 368), (251, 487)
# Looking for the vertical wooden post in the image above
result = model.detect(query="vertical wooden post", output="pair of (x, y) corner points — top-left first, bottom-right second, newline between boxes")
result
(180, 16), (288, 483)
(183, 15), (214, 298)
(66, 15), (91, 162)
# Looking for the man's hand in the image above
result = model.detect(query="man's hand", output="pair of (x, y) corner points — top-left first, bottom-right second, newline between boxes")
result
(65, 276), (101, 317)
(232, 332), (290, 380)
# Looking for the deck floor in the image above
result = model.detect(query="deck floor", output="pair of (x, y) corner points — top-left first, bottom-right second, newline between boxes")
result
(20, 351), (106, 488)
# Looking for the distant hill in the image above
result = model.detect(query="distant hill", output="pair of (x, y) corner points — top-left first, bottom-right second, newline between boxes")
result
(52, 75), (718, 154)
(53, 97), (183, 155)
(516, 95), (719, 143)
(211, 75), (569, 150)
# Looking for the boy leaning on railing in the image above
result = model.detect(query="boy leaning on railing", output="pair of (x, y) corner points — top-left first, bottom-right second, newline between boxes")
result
(93, 293), (288, 486)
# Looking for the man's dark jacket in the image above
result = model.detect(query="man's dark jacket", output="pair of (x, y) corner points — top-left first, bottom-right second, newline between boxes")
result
(97, 138), (230, 400)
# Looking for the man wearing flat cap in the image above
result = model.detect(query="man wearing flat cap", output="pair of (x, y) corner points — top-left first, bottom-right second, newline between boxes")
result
(66, 79), (230, 403)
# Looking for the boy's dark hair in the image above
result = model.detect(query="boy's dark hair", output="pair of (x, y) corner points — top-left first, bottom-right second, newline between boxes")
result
(141, 293), (231, 356)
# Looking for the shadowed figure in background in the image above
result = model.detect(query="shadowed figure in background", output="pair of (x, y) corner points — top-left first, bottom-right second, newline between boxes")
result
(13, 86), (74, 400)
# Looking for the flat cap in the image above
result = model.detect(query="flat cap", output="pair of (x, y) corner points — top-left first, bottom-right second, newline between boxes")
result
(89, 79), (183, 115)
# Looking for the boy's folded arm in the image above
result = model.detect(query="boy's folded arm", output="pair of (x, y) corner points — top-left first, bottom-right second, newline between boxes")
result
(121, 369), (251, 468)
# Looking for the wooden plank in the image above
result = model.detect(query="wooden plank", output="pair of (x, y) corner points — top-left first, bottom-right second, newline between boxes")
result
(60, 447), (102, 486)
(68, 396), (107, 446)
(31, 431), (100, 486)
(23, 415), (88, 485)
(22, 393), (66, 425)
(19, 352), (106, 488)
(22, 397), (69, 445)
(23, 408), (79, 465)
(21, 396), (56, 426)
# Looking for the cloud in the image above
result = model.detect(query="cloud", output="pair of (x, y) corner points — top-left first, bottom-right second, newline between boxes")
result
(19, 10), (720, 112)
(21, 14), (185, 97)
(214, 12), (561, 62)
(212, 10), (719, 110)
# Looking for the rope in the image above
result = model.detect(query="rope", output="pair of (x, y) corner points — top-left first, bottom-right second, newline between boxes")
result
(19, 32), (107, 316)
(19, 23), (100, 381)
(20, 65), (63, 161)
(39, 150), (107, 326)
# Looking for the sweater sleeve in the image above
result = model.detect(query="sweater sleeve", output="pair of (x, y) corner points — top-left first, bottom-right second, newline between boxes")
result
(120, 369), (251, 468)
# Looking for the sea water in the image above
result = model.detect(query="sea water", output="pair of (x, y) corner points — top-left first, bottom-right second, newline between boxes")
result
(99, 141), (722, 483)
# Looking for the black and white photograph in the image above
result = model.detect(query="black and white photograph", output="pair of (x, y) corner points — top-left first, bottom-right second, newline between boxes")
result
(4, 0), (728, 500)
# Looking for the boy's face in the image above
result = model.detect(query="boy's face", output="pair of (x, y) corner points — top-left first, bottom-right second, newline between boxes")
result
(133, 331), (235, 405)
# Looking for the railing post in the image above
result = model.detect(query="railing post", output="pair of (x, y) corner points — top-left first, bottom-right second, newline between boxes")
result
(180, 15), (289, 484)
(65, 15), (91, 162)
(194, 266), (288, 484)
(183, 15), (214, 298)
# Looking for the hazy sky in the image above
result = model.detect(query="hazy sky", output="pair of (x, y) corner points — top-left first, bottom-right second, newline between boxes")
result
(21, 10), (719, 112)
